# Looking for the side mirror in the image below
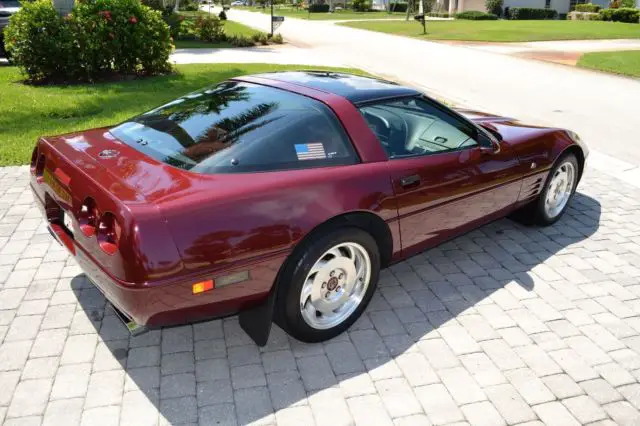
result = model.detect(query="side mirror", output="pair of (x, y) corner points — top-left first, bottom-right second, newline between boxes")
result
(478, 128), (501, 155)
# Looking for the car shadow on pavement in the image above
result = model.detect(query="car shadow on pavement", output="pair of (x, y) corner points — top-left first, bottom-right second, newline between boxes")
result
(72, 191), (601, 425)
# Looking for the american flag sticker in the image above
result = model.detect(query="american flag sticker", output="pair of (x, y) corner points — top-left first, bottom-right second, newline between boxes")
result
(295, 143), (326, 161)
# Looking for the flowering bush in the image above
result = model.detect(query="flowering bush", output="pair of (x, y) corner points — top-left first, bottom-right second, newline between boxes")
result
(194, 14), (224, 42)
(5, 0), (172, 83)
(3, 1), (77, 82)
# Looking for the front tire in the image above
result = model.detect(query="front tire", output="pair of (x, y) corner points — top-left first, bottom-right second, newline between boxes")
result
(275, 227), (380, 343)
(516, 153), (579, 226)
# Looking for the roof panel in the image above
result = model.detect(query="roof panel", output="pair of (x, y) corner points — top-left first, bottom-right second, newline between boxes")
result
(250, 71), (420, 104)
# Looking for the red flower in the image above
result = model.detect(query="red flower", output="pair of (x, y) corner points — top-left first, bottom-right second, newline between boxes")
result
(99, 10), (112, 21)
(129, 16), (138, 24)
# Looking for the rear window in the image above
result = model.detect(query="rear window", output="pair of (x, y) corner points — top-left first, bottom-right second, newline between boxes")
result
(110, 81), (358, 174)
(0, 1), (20, 7)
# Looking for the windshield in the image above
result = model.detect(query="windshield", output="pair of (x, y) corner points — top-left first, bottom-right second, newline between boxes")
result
(110, 81), (357, 174)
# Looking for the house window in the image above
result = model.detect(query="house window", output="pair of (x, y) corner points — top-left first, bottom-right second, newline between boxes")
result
(545, 0), (551, 8)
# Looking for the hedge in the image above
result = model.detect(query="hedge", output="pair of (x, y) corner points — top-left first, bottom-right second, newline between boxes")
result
(308, 3), (330, 12)
(427, 11), (450, 17)
(599, 8), (639, 23)
(455, 10), (498, 19)
(575, 3), (600, 12)
(508, 7), (558, 19)
(390, 2), (408, 12)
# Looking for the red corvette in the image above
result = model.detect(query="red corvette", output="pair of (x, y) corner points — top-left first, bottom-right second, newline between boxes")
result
(30, 71), (588, 345)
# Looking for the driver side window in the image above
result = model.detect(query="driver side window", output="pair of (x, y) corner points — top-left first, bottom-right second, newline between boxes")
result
(359, 97), (478, 159)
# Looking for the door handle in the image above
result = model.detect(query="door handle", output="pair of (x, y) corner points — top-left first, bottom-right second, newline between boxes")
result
(400, 174), (420, 188)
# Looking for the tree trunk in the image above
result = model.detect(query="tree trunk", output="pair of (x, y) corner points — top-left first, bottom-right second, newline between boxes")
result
(52, 0), (74, 15)
(174, 0), (181, 12)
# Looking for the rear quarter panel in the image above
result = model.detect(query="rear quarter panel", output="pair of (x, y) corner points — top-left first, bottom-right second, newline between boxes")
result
(159, 162), (399, 286)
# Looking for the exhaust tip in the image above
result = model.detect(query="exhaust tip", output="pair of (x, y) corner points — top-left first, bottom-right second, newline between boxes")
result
(109, 303), (148, 337)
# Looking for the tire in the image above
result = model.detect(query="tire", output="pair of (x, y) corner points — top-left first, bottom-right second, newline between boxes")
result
(519, 153), (579, 226)
(275, 227), (380, 343)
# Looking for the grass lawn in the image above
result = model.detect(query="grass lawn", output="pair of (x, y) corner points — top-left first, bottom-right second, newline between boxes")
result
(578, 50), (640, 78)
(236, 6), (405, 20)
(0, 63), (364, 166)
(341, 20), (640, 42)
(175, 11), (262, 48)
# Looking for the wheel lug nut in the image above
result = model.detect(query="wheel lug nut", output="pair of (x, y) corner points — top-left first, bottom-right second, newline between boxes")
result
(339, 273), (344, 279)
(336, 286), (341, 291)
(321, 282), (326, 288)
(330, 271), (335, 277)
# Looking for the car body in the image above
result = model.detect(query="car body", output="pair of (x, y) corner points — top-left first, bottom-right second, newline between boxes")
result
(0, 0), (20, 58)
(30, 71), (588, 344)
(230, 1), (246, 6)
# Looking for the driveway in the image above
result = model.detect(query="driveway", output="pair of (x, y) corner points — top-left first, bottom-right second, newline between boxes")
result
(2, 158), (640, 426)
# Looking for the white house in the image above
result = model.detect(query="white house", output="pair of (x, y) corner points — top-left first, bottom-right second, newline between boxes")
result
(437, 0), (609, 15)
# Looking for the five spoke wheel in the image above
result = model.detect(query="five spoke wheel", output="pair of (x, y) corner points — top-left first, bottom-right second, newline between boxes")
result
(299, 242), (371, 330)
(544, 160), (575, 219)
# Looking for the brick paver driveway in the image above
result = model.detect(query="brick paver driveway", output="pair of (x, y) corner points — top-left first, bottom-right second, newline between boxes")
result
(2, 164), (640, 426)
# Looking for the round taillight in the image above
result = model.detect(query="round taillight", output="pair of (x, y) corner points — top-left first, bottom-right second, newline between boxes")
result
(35, 154), (45, 177)
(97, 212), (121, 255)
(79, 198), (98, 237)
(30, 147), (38, 173)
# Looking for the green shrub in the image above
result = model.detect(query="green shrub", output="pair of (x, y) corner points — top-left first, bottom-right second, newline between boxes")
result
(227, 34), (254, 46)
(621, 0), (635, 7)
(600, 7), (639, 22)
(164, 12), (186, 38)
(271, 33), (283, 44)
(455, 10), (498, 19)
(3, 0), (77, 82)
(351, 0), (371, 12)
(508, 7), (558, 19)
(575, 3), (601, 12)
(251, 32), (261, 42)
(427, 11), (449, 17)
(195, 14), (224, 41)
(258, 32), (269, 45)
(141, 0), (164, 11)
(389, 2), (408, 12)
(6, 0), (172, 83)
(73, 0), (172, 78)
(179, 0), (199, 11)
(484, 0), (503, 16)
(308, 3), (330, 12)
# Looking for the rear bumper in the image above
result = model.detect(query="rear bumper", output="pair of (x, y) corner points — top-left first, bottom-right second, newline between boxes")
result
(32, 185), (286, 328)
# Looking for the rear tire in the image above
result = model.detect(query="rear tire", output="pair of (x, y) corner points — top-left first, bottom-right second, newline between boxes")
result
(515, 153), (579, 226)
(275, 227), (380, 343)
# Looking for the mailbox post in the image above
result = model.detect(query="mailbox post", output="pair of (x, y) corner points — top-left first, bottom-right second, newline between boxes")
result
(414, 13), (426, 34)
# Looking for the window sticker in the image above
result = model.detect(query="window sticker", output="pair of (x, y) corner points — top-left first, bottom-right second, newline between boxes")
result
(295, 143), (326, 161)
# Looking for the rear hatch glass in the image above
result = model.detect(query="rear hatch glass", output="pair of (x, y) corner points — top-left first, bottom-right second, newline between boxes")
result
(110, 81), (357, 174)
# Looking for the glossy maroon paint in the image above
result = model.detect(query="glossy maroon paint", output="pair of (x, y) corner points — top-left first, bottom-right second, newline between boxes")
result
(29, 75), (587, 328)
